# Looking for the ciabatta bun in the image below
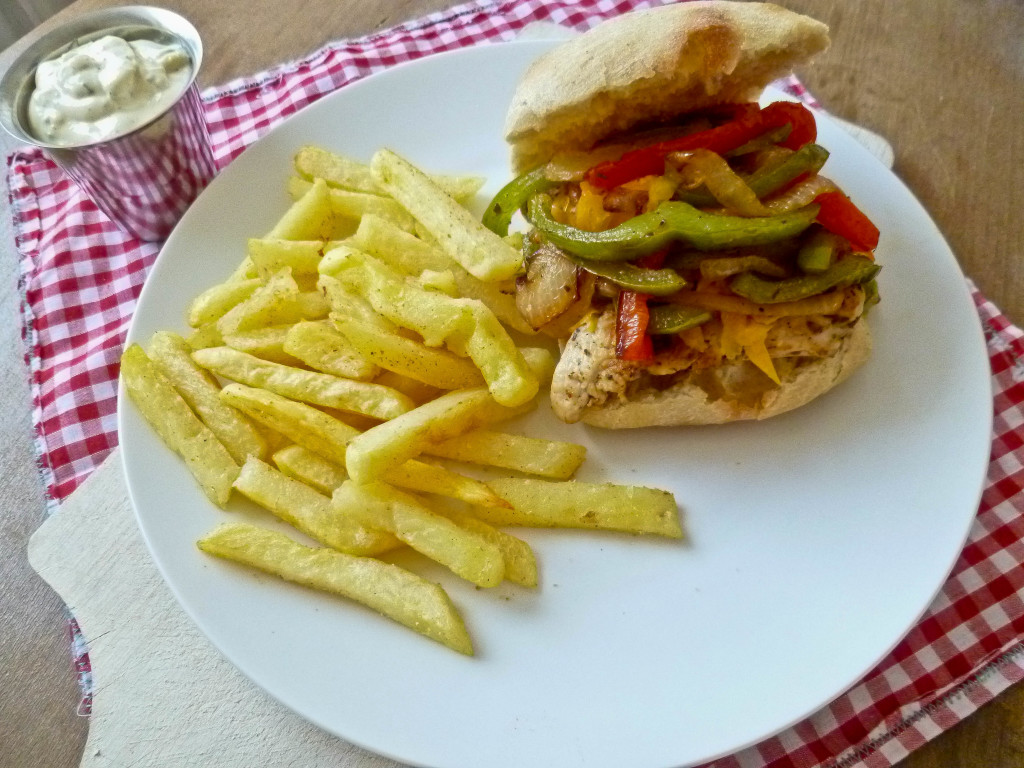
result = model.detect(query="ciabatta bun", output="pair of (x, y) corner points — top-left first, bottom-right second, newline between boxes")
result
(505, 1), (830, 172)
(551, 311), (872, 428)
(503, 3), (875, 428)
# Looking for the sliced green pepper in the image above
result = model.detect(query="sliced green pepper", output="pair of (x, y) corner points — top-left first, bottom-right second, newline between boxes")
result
(863, 278), (880, 313)
(667, 239), (800, 272)
(724, 125), (793, 157)
(730, 255), (880, 304)
(675, 143), (830, 207)
(526, 194), (820, 261)
(797, 230), (845, 274)
(668, 251), (714, 272)
(565, 254), (688, 296)
(746, 143), (830, 198)
(482, 166), (556, 237)
(648, 305), (712, 334)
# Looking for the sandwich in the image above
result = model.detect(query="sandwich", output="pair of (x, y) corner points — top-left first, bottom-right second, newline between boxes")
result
(483, 1), (881, 428)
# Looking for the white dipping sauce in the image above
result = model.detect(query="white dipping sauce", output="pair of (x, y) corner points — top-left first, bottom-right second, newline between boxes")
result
(27, 34), (191, 146)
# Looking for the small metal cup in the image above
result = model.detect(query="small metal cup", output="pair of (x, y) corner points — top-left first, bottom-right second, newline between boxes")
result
(0, 6), (216, 241)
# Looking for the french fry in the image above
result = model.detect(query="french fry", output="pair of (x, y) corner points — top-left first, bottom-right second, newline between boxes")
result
(334, 481), (504, 588)
(476, 479), (683, 539)
(187, 278), (261, 328)
(370, 149), (521, 282)
(272, 444), (346, 495)
(417, 268), (459, 297)
(348, 213), (456, 274)
(320, 405), (383, 433)
(233, 456), (398, 555)
(146, 331), (267, 464)
(382, 458), (512, 509)
(372, 370), (443, 405)
(294, 146), (380, 193)
(198, 522), (473, 654)
(247, 239), (341, 282)
(503, 232), (525, 250)
(332, 316), (483, 390)
(288, 177), (418, 233)
(290, 291), (330, 321)
(217, 268), (318, 335)
(120, 344), (238, 506)
(519, 346), (557, 386)
(414, 220), (438, 245)
(350, 214), (533, 334)
(345, 387), (533, 483)
(222, 325), (300, 366)
(320, 246), (538, 407)
(187, 321), (224, 350)
(318, 274), (398, 334)
(267, 176), (334, 240)
(227, 255), (260, 282)
(193, 346), (413, 420)
(424, 430), (585, 480)
(256, 424), (292, 454)
(283, 320), (379, 380)
(433, 173), (486, 203)
(294, 145), (484, 203)
(217, 269), (294, 334)
(220, 382), (359, 461)
(428, 499), (538, 588)
(220, 383), (510, 509)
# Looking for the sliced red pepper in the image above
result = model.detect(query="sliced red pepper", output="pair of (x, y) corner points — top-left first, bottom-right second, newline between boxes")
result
(586, 105), (760, 189)
(585, 101), (817, 190)
(616, 291), (654, 361)
(635, 249), (668, 269)
(765, 101), (817, 150)
(813, 191), (880, 253)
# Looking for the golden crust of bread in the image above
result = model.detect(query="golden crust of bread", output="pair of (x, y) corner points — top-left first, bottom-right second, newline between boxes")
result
(568, 318), (871, 428)
(505, 1), (830, 171)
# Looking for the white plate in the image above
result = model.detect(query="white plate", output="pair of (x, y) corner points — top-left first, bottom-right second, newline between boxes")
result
(119, 41), (993, 768)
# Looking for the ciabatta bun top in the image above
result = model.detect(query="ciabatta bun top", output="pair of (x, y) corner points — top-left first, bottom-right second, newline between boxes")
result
(505, 1), (830, 171)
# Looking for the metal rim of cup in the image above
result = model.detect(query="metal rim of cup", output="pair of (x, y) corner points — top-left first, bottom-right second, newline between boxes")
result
(0, 5), (205, 150)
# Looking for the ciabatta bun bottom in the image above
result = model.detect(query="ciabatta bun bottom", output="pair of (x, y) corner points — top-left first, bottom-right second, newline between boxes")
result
(571, 319), (871, 428)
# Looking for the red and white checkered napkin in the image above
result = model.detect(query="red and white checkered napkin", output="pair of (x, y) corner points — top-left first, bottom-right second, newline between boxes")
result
(8, 0), (1024, 765)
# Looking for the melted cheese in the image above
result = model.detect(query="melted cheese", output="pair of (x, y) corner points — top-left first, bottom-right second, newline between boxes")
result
(718, 312), (781, 384)
(574, 181), (614, 231)
(622, 175), (677, 212)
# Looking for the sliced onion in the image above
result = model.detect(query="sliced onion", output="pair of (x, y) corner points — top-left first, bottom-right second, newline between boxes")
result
(515, 244), (579, 330)
(748, 145), (794, 172)
(545, 146), (631, 182)
(672, 288), (845, 317)
(539, 271), (597, 339)
(765, 174), (837, 212)
(594, 277), (622, 299)
(668, 149), (770, 217)
(699, 256), (787, 280)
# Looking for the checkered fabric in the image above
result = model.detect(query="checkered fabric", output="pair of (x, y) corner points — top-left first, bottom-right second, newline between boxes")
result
(7, 1), (1024, 765)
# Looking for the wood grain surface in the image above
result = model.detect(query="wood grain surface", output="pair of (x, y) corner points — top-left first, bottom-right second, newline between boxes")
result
(1, 2), (1021, 767)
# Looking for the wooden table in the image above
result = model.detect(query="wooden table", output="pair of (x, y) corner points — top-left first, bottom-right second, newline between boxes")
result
(1, 1), (1022, 766)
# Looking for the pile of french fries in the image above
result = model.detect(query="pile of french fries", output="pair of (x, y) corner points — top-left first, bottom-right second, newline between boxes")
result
(121, 145), (683, 655)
